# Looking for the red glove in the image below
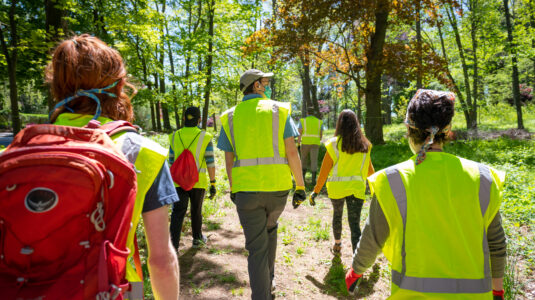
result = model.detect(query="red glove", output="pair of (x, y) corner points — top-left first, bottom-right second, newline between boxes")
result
(492, 290), (504, 300)
(345, 269), (363, 294)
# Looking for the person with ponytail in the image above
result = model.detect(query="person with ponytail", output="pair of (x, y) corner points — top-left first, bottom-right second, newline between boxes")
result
(345, 90), (506, 299)
(309, 109), (375, 256)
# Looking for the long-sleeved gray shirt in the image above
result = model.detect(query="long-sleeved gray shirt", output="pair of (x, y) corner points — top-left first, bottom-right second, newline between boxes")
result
(352, 196), (507, 278)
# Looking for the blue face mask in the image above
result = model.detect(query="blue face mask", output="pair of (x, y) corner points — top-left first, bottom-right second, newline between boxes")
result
(264, 85), (272, 99)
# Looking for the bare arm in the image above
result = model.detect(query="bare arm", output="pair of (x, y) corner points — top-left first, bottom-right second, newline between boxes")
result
(142, 206), (180, 300)
(314, 152), (333, 193)
(208, 166), (216, 182)
(224, 151), (234, 188)
(284, 137), (304, 187)
(368, 161), (375, 177)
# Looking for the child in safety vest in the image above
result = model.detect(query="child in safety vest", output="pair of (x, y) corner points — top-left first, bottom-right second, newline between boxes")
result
(309, 109), (374, 256)
(47, 34), (180, 299)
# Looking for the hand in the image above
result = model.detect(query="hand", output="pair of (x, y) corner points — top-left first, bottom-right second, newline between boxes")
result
(492, 290), (504, 300)
(209, 184), (216, 199)
(309, 192), (318, 206)
(345, 269), (362, 295)
(292, 186), (306, 209)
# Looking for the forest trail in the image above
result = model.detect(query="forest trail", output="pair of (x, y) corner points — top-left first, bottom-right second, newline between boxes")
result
(177, 193), (391, 299)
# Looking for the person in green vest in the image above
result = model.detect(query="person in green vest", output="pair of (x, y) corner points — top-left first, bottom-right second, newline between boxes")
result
(47, 35), (180, 300)
(298, 107), (323, 186)
(345, 89), (506, 300)
(218, 69), (306, 300)
(309, 109), (375, 257)
(168, 106), (216, 249)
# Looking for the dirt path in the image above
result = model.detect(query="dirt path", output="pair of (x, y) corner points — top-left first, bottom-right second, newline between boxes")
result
(177, 193), (390, 299)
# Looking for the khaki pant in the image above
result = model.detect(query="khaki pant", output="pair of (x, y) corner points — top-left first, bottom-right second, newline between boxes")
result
(300, 144), (319, 172)
(235, 191), (289, 300)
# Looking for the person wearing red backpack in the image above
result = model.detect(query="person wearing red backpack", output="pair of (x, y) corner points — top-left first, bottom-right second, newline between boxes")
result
(168, 106), (216, 249)
(45, 35), (180, 299)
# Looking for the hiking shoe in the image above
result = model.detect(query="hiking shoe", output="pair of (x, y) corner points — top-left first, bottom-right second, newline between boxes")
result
(331, 242), (342, 256)
(192, 235), (207, 248)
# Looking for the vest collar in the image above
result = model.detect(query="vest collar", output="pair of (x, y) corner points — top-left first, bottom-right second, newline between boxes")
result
(54, 113), (113, 127)
(242, 94), (263, 101)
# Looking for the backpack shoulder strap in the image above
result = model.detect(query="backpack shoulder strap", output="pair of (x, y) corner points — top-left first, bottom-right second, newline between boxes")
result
(89, 120), (139, 136)
(185, 130), (202, 150)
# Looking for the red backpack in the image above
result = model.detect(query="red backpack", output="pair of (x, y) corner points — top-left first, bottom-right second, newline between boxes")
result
(169, 130), (201, 191)
(0, 120), (138, 300)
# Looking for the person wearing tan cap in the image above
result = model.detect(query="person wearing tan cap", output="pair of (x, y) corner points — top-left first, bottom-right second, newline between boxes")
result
(217, 69), (306, 299)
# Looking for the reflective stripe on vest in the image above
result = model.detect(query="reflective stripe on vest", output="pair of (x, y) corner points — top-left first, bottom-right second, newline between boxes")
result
(302, 118), (320, 138)
(124, 282), (144, 300)
(385, 164), (493, 294)
(195, 131), (206, 171)
(327, 138), (367, 182)
(228, 103), (288, 167)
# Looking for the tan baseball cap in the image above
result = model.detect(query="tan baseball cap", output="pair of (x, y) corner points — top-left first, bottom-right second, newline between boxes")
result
(240, 69), (274, 92)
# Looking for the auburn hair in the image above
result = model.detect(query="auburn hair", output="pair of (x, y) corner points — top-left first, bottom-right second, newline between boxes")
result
(334, 109), (370, 154)
(46, 34), (135, 122)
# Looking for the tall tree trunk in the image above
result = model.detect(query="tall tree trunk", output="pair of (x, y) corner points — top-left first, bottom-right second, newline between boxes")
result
(470, 0), (479, 128)
(153, 73), (162, 131)
(0, 0), (21, 134)
(135, 36), (156, 130)
(531, 0), (535, 94)
(356, 71), (362, 123)
(158, 0), (171, 131)
(416, 2), (422, 89)
(45, 0), (66, 111)
(437, 15), (471, 128)
(202, 0), (215, 130)
(503, 0), (524, 129)
(364, 0), (389, 145)
(166, 26), (180, 129)
(446, 5), (476, 129)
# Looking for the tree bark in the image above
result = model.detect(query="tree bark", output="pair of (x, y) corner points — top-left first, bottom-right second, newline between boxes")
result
(0, 0), (21, 134)
(470, 0), (479, 128)
(202, 0), (215, 130)
(446, 5), (476, 129)
(416, 2), (422, 89)
(503, 0), (524, 129)
(153, 73), (162, 131)
(158, 0), (171, 132)
(45, 0), (66, 111)
(437, 15), (471, 128)
(364, 0), (389, 145)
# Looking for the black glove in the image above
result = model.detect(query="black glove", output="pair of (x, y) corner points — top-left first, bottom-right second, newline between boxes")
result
(309, 192), (318, 206)
(292, 186), (306, 209)
(209, 184), (216, 199)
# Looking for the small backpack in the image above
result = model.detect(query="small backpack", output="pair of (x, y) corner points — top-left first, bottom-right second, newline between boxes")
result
(169, 130), (201, 191)
(0, 120), (138, 300)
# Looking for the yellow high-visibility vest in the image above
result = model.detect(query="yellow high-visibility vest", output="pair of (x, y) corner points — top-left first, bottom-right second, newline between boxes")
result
(220, 98), (293, 193)
(300, 116), (322, 145)
(55, 113), (168, 299)
(367, 152), (505, 299)
(325, 136), (371, 199)
(169, 127), (212, 189)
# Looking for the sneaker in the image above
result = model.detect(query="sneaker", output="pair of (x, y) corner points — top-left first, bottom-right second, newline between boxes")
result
(192, 235), (207, 248)
(271, 278), (276, 292)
